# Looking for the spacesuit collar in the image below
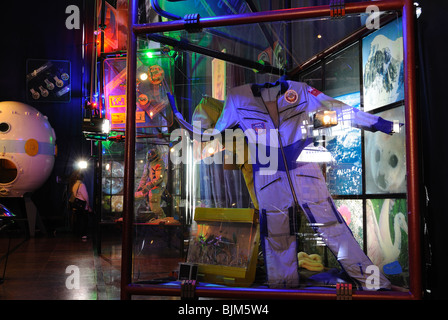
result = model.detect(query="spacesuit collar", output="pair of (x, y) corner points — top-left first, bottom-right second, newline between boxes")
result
(251, 80), (289, 97)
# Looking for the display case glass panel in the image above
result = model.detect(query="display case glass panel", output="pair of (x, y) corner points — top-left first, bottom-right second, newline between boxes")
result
(103, 53), (174, 130)
(112, 8), (416, 299)
(100, 52), (175, 223)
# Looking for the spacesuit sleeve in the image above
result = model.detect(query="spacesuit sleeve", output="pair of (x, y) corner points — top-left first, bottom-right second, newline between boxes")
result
(305, 85), (397, 134)
(213, 92), (240, 132)
(167, 91), (239, 137)
(167, 93), (201, 137)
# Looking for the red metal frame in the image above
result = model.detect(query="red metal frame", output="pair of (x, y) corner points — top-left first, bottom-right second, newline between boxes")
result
(121, 0), (421, 300)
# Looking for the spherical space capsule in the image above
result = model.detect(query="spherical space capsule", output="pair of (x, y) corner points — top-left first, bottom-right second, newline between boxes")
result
(0, 101), (56, 197)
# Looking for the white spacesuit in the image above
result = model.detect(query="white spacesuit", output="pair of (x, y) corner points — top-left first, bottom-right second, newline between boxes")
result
(137, 149), (166, 219)
(169, 80), (397, 290)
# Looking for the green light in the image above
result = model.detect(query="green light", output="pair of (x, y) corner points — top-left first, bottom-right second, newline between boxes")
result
(145, 51), (153, 59)
(84, 133), (108, 141)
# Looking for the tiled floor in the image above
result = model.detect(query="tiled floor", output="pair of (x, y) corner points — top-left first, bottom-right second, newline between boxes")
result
(0, 230), (123, 300)
(0, 221), (188, 301)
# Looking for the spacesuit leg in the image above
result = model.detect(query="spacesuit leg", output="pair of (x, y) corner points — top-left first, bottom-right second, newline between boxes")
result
(294, 163), (391, 290)
(260, 208), (300, 288)
(148, 187), (165, 219)
(256, 172), (300, 288)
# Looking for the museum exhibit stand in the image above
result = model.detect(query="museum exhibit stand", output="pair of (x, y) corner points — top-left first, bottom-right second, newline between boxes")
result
(91, 0), (421, 300)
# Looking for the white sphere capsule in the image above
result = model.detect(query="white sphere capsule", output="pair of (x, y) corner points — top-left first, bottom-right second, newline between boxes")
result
(0, 101), (56, 197)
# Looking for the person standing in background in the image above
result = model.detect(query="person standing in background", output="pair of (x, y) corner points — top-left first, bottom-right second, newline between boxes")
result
(68, 170), (92, 240)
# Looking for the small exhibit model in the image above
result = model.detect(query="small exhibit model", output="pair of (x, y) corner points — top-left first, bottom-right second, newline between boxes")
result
(135, 148), (167, 221)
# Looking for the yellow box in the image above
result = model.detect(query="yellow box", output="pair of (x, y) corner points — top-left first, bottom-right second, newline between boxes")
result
(187, 208), (259, 287)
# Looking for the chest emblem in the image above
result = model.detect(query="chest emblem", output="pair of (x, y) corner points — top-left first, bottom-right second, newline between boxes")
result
(251, 122), (266, 133)
(284, 89), (298, 104)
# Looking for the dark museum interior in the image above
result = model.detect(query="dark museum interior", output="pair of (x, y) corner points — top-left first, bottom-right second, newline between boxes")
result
(0, 0), (447, 304)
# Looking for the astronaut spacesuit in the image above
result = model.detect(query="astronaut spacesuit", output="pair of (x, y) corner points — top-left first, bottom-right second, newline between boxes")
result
(137, 149), (166, 219)
(169, 80), (397, 290)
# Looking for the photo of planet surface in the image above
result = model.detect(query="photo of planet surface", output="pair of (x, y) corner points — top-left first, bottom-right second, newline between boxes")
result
(326, 91), (362, 195)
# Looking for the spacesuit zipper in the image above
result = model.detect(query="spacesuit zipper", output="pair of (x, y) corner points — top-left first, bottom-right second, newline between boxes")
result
(259, 93), (299, 207)
(277, 125), (300, 207)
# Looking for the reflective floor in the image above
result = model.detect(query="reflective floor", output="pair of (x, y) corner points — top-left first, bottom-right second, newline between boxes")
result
(0, 229), (123, 300)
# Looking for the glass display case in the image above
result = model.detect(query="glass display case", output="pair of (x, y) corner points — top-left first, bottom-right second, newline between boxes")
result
(106, 0), (420, 300)
(99, 52), (175, 223)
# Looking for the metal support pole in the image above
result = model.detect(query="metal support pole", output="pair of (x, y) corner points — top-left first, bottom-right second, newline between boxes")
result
(402, 0), (422, 300)
(133, 1), (404, 35)
(120, 0), (138, 301)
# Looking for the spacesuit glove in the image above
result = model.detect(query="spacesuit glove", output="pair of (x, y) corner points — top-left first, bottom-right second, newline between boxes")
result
(394, 122), (405, 134)
(374, 118), (404, 135)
